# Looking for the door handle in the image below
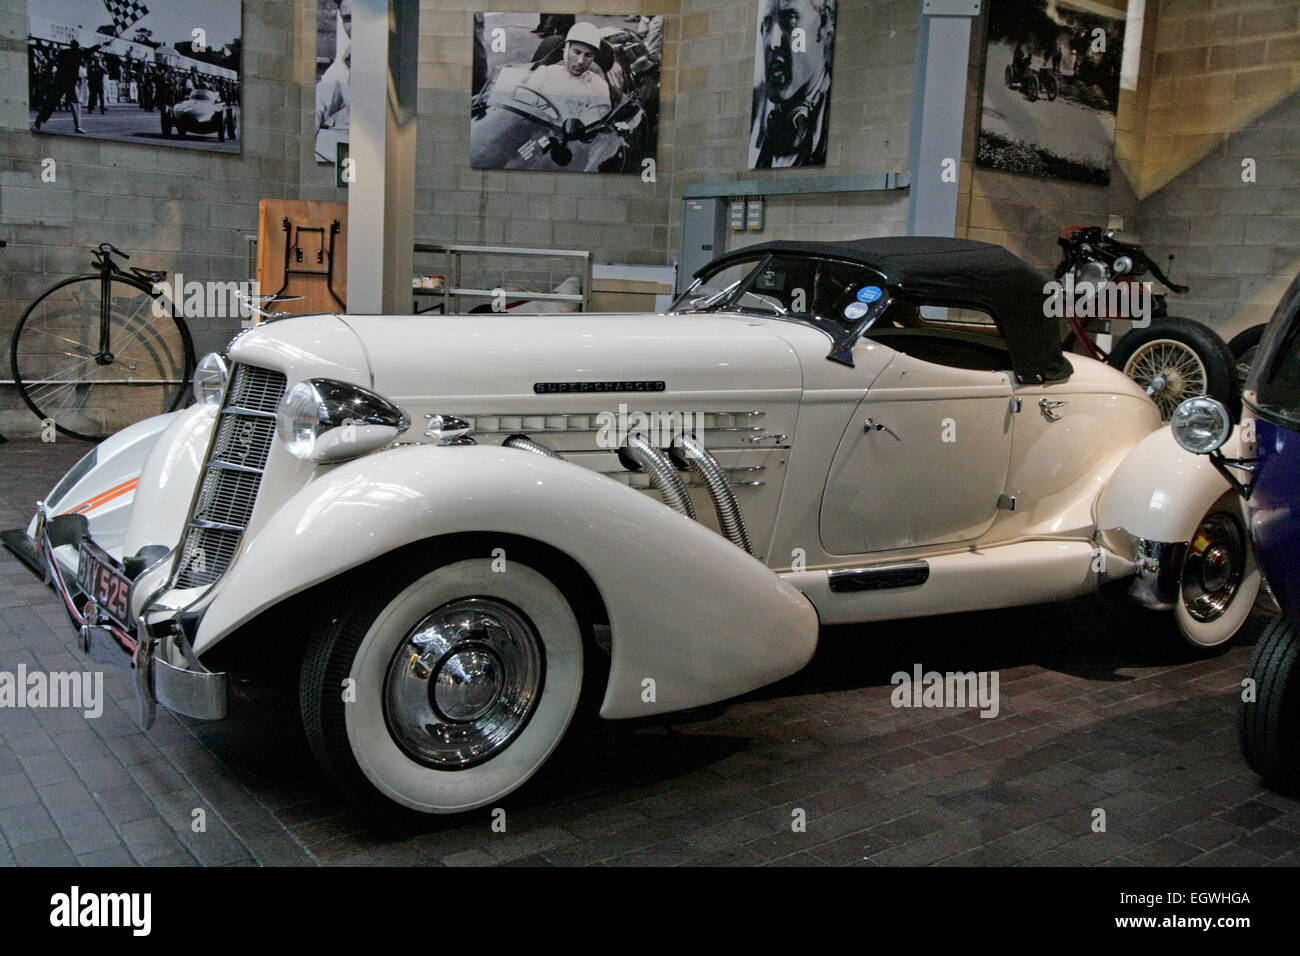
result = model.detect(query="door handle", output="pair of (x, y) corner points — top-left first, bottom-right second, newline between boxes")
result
(1039, 399), (1068, 421)
(863, 418), (900, 440)
(746, 433), (787, 444)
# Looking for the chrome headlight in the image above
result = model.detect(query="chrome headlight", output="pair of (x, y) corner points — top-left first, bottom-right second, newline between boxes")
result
(193, 352), (229, 407)
(1171, 396), (1232, 455)
(276, 378), (411, 463)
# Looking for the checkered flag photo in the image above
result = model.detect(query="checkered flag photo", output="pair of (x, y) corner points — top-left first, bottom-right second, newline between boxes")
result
(102, 0), (150, 36)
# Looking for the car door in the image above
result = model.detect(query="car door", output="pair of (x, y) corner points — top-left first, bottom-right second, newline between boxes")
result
(819, 329), (1015, 556)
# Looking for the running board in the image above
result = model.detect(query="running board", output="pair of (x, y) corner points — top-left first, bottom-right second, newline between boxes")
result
(784, 540), (1100, 625)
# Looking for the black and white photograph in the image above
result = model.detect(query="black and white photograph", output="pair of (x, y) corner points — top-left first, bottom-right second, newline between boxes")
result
(27, 0), (242, 153)
(748, 0), (836, 169)
(314, 0), (349, 165)
(469, 11), (662, 173)
(976, 0), (1125, 185)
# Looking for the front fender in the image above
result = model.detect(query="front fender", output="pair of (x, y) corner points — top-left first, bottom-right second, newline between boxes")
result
(195, 444), (819, 718)
(26, 410), (184, 563)
(1097, 425), (1236, 543)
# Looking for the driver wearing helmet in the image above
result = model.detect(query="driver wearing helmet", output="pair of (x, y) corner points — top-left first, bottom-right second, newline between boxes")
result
(528, 22), (612, 121)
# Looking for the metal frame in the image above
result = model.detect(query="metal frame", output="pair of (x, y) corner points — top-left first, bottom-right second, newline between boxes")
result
(412, 243), (593, 314)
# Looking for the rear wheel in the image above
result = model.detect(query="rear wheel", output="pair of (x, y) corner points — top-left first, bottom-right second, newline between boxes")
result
(300, 556), (584, 815)
(1239, 615), (1300, 793)
(1109, 319), (1238, 420)
(1174, 495), (1261, 649)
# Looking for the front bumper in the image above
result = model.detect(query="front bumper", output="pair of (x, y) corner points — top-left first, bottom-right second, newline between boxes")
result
(32, 503), (228, 728)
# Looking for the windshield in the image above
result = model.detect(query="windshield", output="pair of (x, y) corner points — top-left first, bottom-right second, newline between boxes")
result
(1247, 274), (1300, 427)
(671, 254), (891, 336)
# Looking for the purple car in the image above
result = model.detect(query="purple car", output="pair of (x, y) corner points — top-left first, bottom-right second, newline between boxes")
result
(1173, 272), (1300, 792)
(162, 88), (237, 143)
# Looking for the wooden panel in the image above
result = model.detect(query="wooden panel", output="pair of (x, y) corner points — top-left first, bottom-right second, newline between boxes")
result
(255, 199), (348, 320)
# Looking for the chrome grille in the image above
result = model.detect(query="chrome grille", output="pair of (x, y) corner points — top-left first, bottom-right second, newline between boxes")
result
(174, 364), (286, 589)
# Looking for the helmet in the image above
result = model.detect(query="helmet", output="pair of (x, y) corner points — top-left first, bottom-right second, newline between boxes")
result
(564, 22), (603, 51)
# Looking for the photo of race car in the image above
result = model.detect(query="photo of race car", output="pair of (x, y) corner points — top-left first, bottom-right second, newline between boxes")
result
(470, 12), (661, 173)
(161, 87), (237, 143)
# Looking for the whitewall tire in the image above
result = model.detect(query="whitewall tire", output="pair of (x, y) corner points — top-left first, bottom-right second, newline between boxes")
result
(301, 557), (583, 814)
(1174, 496), (1261, 649)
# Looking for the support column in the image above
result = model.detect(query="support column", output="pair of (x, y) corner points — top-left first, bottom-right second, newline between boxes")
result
(346, 0), (419, 313)
(906, 0), (980, 238)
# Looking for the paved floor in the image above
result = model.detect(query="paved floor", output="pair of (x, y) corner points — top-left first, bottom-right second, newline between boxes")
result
(1, 436), (1297, 867)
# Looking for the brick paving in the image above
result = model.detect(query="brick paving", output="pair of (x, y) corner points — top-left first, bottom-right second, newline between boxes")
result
(0, 436), (1297, 867)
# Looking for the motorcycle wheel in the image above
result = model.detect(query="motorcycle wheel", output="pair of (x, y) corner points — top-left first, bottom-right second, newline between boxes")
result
(1023, 74), (1039, 102)
(1228, 324), (1266, 390)
(1041, 73), (1058, 101)
(1109, 319), (1238, 421)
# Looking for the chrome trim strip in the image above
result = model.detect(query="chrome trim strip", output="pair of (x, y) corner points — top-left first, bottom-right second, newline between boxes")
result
(828, 561), (930, 592)
(220, 406), (277, 419)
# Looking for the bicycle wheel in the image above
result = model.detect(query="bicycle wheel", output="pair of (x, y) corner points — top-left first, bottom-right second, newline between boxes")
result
(10, 272), (195, 442)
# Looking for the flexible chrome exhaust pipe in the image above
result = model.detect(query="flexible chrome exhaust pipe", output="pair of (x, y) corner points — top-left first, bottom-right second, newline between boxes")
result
(671, 434), (752, 553)
(620, 433), (696, 519)
(503, 434), (564, 459)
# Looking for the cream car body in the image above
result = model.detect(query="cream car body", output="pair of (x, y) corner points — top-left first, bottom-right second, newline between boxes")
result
(27, 237), (1255, 814)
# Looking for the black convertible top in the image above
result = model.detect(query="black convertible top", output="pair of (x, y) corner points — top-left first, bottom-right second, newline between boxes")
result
(701, 236), (1070, 384)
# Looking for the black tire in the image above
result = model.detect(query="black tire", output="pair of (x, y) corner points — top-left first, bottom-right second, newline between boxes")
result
(300, 550), (586, 816)
(1239, 615), (1300, 794)
(226, 111), (237, 140)
(1023, 74), (1039, 101)
(9, 272), (195, 442)
(1004, 64), (1015, 88)
(1228, 324), (1266, 390)
(1040, 72), (1058, 101)
(1109, 318), (1239, 421)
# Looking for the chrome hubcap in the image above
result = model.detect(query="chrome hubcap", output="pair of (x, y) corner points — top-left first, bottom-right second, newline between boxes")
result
(1182, 514), (1247, 623)
(384, 598), (543, 769)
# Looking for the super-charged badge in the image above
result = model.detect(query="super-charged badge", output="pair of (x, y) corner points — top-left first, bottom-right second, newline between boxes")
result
(856, 285), (883, 303)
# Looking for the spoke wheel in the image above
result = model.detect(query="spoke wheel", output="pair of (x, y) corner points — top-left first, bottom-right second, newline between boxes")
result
(1123, 339), (1208, 419)
(10, 274), (194, 441)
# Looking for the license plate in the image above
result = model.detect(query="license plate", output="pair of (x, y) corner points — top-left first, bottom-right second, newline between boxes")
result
(77, 541), (132, 629)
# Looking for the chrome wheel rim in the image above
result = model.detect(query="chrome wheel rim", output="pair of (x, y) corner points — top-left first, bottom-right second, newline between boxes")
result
(383, 597), (544, 769)
(1182, 514), (1247, 623)
(1124, 339), (1208, 420)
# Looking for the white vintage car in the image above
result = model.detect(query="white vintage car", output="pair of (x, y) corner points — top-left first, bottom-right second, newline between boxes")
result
(26, 237), (1260, 815)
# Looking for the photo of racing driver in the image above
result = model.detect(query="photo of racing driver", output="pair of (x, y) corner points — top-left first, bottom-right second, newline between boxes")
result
(748, 0), (836, 169)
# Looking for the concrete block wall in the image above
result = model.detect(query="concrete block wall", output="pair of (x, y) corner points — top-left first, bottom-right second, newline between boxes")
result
(1134, 0), (1300, 340)
(0, 0), (304, 437)
(671, 0), (916, 257)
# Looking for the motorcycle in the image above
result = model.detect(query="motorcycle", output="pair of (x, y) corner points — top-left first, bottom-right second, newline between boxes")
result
(1055, 226), (1238, 420)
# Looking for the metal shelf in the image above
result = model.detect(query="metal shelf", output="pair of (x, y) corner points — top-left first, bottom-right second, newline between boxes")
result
(413, 242), (592, 314)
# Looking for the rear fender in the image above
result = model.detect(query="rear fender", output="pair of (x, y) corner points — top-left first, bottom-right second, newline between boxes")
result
(195, 444), (819, 718)
(1097, 425), (1236, 543)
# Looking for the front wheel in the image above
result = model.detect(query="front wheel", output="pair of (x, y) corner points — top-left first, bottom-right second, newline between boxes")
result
(1239, 615), (1300, 793)
(1040, 72), (1058, 101)
(1173, 495), (1261, 649)
(1109, 319), (1238, 420)
(300, 556), (584, 814)
(1023, 74), (1039, 101)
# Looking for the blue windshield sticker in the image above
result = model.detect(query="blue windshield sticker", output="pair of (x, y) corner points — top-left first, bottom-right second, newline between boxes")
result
(856, 285), (883, 303)
(843, 301), (870, 320)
